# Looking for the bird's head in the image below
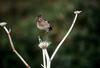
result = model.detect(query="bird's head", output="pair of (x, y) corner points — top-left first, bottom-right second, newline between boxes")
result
(36, 15), (43, 22)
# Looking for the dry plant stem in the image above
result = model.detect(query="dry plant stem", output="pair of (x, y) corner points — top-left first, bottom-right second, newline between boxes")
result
(3, 26), (30, 68)
(42, 49), (51, 68)
(38, 37), (51, 68)
(42, 49), (46, 68)
(44, 49), (51, 68)
(51, 13), (79, 61)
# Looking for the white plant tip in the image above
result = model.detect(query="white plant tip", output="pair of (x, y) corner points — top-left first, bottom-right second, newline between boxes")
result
(38, 41), (51, 49)
(74, 10), (82, 14)
(0, 22), (7, 27)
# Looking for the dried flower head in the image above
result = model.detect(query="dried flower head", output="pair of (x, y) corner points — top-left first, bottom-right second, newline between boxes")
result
(38, 41), (51, 49)
(0, 22), (7, 27)
(74, 11), (82, 14)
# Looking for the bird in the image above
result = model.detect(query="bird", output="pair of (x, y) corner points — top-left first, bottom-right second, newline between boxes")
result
(36, 15), (52, 32)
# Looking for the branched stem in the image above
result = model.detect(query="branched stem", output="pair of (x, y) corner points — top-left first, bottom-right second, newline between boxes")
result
(37, 10), (81, 68)
(38, 37), (51, 68)
(50, 11), (82, 61)
(3, 26), (30, 68)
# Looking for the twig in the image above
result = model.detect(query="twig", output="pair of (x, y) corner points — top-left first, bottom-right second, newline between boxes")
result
(0, 22), (30, 68)
(50, 11), (82, 61)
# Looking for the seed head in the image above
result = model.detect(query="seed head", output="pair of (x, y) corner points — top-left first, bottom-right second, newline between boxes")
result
(0, 22), (7, 27)
(74, 11), (82, 14)
(38, 41), (51, 49)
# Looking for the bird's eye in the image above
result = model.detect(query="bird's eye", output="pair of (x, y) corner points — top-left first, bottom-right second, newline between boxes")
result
(38, 18), (42, 21)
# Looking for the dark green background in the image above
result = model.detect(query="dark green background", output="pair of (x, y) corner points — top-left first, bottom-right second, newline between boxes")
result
(0, 0), (100, 68)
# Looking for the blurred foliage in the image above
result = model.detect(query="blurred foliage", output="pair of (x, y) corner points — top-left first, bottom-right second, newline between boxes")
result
(0, 0), (100, 68)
